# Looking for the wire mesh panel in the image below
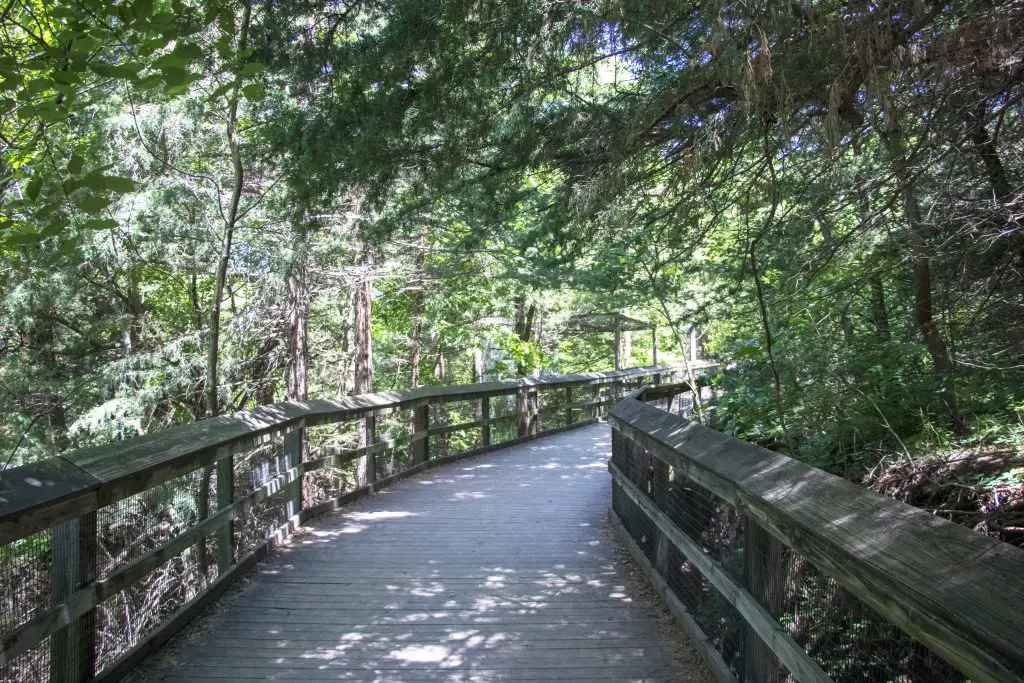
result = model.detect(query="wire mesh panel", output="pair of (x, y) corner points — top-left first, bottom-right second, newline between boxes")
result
(0, 366), (686, 683)
(430, 399), (481, 459)
(0, 637), (50, 683)
(233, 438), (291, 558)
(374, 408), (414, 478)
(305, 422), (359, 506)
(487, 393), (518, 445)
(95, 541), (214, 673)
(611, 409), (973, 683)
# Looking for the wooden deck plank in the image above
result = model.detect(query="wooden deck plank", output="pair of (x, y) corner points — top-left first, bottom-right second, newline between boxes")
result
(132, 425), (691, 682)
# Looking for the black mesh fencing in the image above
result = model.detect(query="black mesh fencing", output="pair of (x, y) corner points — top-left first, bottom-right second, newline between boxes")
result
(611, 410), (967, 683)
(1, 368), (671, 682)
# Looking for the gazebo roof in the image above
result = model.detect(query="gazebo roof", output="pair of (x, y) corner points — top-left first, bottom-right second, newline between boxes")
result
(565, 313), (656, 333)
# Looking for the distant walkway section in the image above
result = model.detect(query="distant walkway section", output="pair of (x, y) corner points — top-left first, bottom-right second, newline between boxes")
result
(135, 425), (695, 682)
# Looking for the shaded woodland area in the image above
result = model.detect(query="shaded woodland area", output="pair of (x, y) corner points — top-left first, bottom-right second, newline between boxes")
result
(1, 1), (1022, 543)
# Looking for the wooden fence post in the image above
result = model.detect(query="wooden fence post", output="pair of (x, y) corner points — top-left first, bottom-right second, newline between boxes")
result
(365, 412), (377, 484)
(480, 396), (491, 446)
(529, 388), (539, 435)
(744, 518), (787, 682)
(516, 388), (529, 438)
(564, 386), (573, 427)
(411, 404), (429, 465)
(50, 512), (97, 683)
(216, 446), (235, 573)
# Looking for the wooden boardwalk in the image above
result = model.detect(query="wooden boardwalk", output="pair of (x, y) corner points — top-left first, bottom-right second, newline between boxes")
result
(135, 425), (692, 682)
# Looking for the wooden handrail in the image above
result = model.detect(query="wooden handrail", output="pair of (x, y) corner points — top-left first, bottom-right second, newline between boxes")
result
(609, 395), (1024, 683)
(0, 362), (715, 682)
(0, 363), (712, 543)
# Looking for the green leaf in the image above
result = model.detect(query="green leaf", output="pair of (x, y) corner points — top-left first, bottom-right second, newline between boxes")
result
(160, 66), (189, 85)
(90, 62), (143, 80)
(73, 194), (112, 213)
(25, 176), (42, 202)
(133, 0), (155, 20)
(239, 62), (265, 77)
(172, 42), (204, 61)
(219, 7), (236, 35)
(70, 36), (99, 53)
(140, 37), (171, 56)
(41, 217), (69, 236)
(82, 218), (119, 230)
(153, 53), (187, 70)
(6, 232), (41, 245)
(242, 83), (265, 101)
(82, 174), (137, 193)
(207, 83), (232, 100)
(136, 74), (164, 90)
(67, 154), (85, 175)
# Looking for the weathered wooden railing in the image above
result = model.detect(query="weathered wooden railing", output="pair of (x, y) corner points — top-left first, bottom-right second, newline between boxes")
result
(0, 364), (714, 683)
(608, 390), (1024, 683)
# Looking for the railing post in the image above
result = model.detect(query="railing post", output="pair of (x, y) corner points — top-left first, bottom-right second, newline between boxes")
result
(743, 517), (786, 682)
(50, 512), (97, 683)
(365, 412), (377, 484)
(592, 383), (602, 419)
(216, 446), (234, 573)
(529, 388), (539, 435)
(480, 396), (490, 446)
(516, 388), (529, 438)
(564, 386), (573, 426)
(411, 404), (429, 465)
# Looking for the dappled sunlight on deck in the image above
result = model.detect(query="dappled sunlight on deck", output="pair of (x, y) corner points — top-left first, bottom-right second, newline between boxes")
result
(134, 425), (685, 682)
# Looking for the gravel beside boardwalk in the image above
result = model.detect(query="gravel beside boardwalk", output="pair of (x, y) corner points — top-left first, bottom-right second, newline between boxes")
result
(136, 425), (699, 682)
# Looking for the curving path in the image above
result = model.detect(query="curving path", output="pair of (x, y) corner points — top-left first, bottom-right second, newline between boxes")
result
(135, 425), (694, 682)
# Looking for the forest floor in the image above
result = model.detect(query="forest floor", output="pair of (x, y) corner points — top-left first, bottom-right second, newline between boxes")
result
(865, 445), (1024, 548)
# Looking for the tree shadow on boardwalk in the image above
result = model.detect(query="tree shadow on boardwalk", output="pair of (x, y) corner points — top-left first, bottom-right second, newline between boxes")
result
(135, 426), (689, 682)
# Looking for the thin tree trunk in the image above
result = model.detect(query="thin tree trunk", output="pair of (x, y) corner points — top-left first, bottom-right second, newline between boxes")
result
(751, 139), (795, 454)
(966, 106), (1011, 201)
(881, 120), (964, 432)
(622, 308), (632, 368)
(410, 231), (426, 388)
(205, 2), (252, 419)
(354, 242), (375, 485)
(286, 220), (312, 503)
(869, 273), (891, 343)
(198, 2), (252, 578)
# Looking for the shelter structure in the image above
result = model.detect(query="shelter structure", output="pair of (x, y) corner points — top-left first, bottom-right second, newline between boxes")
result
(566, 313), (658, 370)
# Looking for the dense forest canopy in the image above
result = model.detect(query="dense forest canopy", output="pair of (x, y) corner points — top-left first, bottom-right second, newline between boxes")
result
(1, 0), (1022, 539)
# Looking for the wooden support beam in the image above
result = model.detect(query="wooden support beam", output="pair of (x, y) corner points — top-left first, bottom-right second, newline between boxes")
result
(50, 512), (97, 683)
(480, 396), (490, 446)
(215, 445), (234, 574)
(411, 405), (429, 465)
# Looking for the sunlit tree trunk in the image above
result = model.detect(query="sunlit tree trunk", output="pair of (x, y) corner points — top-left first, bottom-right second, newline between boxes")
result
(354, 242), (375, 485)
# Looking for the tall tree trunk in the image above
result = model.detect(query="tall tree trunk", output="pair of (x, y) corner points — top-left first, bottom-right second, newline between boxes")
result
(881, 120), (964, 432)
(338, 288), (354, 396)
(410, 231), (426, 388)
(204, 2), (252, 419)
(286, 228), (310, 404)
(869, 273), (892, 343)
(198, 1), (252, 578)
(513, 294), (535, 376)
(622, 308), (632, 368)
(354, 242), (375, 485)
(285, 221), (312, 502)
(966, 105), (1011, 201)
